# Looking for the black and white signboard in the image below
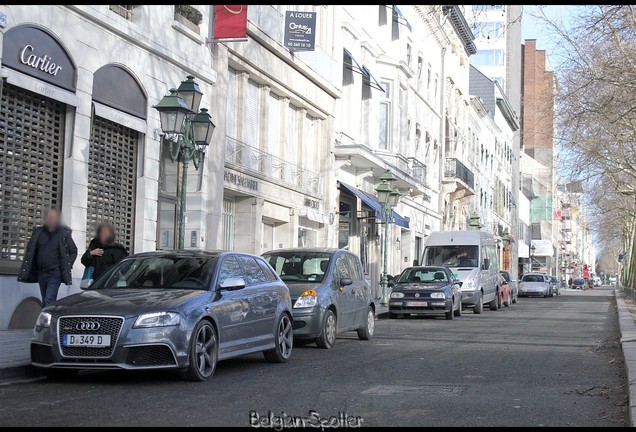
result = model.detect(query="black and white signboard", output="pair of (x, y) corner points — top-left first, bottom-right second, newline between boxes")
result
(284, 11), (316, 52)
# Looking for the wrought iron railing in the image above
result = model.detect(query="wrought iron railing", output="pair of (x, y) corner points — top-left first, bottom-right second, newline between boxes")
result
(225, 136), (323, 197)
(408, 157), (427, 186)
(444, 157), (475, 190)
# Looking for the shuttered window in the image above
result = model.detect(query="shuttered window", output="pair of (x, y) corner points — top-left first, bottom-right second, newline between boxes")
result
(0, 84), (66, 270)
(222, 198), (235, 250)
(267, 93), (281, 158)
(245, 80), (261, 148)
(286, 104), (298, 165)
(226, 68), (238, 140)
(87, 116), (138, 253)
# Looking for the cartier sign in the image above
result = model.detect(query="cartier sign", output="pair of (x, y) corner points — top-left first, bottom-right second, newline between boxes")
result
(20, 45), (63, 76)
(3, 24), (76, 92)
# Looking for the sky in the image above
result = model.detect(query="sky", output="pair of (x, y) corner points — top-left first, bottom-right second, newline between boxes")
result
(520, 5), (578, 70)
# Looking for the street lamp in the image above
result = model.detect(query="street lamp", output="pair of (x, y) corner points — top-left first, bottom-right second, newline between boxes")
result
(375, 170), (401, 306)
(469, 211), (481, 230)
(153, 76), (215, 250)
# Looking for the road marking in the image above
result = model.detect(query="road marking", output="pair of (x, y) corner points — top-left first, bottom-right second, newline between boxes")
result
(0, 376), (46, 386)
(463, 375), (484, 379)
(362, 384), (468, 396)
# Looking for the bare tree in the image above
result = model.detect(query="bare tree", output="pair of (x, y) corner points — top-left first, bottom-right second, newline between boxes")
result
(536, 5), (636, 287)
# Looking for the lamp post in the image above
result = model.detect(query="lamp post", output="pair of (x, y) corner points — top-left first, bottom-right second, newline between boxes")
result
(153, 76), (215, 250)
(375, 170), (401, 306)
(469, 211), (481, 230)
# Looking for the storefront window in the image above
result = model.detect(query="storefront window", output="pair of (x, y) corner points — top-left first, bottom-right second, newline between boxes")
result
(338, 201), (353, 249)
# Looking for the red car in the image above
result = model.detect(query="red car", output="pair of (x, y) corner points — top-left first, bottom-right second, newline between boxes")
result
(498, 274), (513, 308)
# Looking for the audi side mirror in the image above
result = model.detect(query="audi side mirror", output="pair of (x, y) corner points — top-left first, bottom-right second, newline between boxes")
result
(339, 277), (353, 287)
(218, 277), (246, 291)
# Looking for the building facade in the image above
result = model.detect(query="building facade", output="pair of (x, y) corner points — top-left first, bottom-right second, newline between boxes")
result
(0, 5), (218, 329)
(521, 39), (559, 275)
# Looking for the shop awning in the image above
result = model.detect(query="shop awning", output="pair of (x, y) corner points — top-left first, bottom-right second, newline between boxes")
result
(338, 182), (410, 229)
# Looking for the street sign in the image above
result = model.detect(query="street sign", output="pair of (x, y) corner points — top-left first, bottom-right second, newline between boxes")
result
(283, 11), (316, 52)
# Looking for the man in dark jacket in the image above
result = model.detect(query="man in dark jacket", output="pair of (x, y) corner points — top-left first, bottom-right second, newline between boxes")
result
(81, 222), (128, 280)
(18, 208), (78, 307)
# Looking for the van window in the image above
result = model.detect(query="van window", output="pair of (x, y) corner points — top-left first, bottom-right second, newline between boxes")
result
(423, 245), (479, 267)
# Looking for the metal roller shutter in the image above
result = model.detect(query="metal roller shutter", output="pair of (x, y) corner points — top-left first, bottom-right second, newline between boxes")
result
(0, 84), (65, 269)
(87, 116), (138, 253)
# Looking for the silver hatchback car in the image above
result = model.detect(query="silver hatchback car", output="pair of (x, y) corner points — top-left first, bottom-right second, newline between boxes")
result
(262, 248), (375, 349)
(31, 251), (293, 381)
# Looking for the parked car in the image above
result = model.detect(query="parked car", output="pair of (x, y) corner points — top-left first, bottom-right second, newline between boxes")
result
(421, 231), (500, 314)
(498, 274), (513, 307)
(499, 270), (518, 304)
(572, 277), (587, 290)
(31, 251), (293, 381)
(388, 266), (462, 320)
(550, 276), (561, 296)
(518, 273), (552, 297)
(262, 248), (375, 349)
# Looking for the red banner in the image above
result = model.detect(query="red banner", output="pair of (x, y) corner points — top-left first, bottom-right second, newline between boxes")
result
(214, 5), (248, 40)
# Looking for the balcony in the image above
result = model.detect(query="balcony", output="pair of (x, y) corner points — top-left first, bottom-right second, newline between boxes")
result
(443, 157), (474, 192)
(333, 141), (429, 196)
(225, 136), (323, 197)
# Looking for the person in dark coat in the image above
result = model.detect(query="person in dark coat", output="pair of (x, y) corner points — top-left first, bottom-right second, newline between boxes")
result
(81, 223), (129, 281)
(18, 207), (78, 307)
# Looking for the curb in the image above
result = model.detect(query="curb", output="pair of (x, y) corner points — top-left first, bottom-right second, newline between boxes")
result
(0, 364), (39, 381)
(614, 288), (636, 427)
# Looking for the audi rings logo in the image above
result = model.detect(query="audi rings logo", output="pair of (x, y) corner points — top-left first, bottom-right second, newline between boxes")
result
(76, 321), (100, 331)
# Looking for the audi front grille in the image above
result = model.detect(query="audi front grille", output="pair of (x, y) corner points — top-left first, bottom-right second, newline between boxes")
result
(57, 316), (124, 358)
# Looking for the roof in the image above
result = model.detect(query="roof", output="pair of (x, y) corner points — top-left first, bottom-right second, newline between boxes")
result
(442, 5), (477, 55)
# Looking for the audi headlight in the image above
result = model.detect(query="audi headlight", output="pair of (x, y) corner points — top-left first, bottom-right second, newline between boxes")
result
(461, 279), (476, 291)
(294, 289), (317, 308)
(430, 292), (446, 299)
(35, 312), (51, 328)
(134, 312), (181, 328)
(390, 292), (405, 298)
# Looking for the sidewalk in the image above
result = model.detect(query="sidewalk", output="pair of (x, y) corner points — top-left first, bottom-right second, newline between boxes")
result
(614, 288), (636, 426)
(0, 329), (36, 380)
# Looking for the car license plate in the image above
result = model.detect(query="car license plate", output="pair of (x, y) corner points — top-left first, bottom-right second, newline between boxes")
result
(406, 301), (427, 307)
(62, 334), (111, 347)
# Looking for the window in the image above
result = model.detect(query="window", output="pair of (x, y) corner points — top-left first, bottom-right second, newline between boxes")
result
(237, 255), (268, 285)
(245, 80), (261, 148)
(256, 258), (278, 282)
(109, 5), (134, 20)
(87, 116), (138, 253)
(417, 56), (423, 80)
(286, 104), (299, 164)
(0, 84), (65, 270)
(415, 236), (422, 264)
(226, 68), (238, 139)
(222, 198), (235, 250)
(478, 22), (504, 39)
(334, 254), (351, 280)
(267, 92), (281, 158)
(423, 245), (479, 267)
(399, 87), (407, 148)
(218, 255), (243, 285)
(304, 115), (316, 173)
(263, 251), (332, 283)
(346, 254), (362, 281)
(379, 102), (390, 150)
(427, 67), (432, 92)
(471, 49), (505, 66)
(406, 43), (412, 66)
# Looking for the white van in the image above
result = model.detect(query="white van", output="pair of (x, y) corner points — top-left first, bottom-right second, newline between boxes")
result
(420, 231), (500, 314)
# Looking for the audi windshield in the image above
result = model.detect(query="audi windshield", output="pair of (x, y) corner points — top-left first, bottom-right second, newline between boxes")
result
(90, 256), (216, 290)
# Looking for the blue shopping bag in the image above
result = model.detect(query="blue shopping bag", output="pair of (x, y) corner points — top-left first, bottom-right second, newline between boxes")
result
(82, 266), (94, 281)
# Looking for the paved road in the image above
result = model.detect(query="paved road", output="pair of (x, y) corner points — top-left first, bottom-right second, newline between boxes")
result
(0, 287), (627, 427)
